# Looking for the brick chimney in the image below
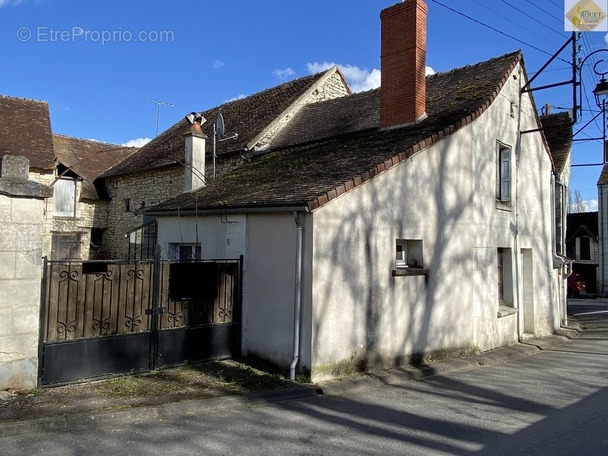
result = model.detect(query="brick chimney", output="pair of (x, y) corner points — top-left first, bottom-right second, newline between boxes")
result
(380, 0), (428, 129)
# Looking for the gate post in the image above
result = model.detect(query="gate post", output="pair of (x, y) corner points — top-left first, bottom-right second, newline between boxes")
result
(37, 256), (49, 386)
(149, 245), (162, 370)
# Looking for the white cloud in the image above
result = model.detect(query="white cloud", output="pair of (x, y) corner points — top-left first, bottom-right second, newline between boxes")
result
(212, 60), (224, 70)
(584, 199), (598, 212)
(0, 0), (26, 7)
(225, 94), (247, 103)
(273, 67), (296, 80)
(122, 137), (151, 148)
(306, 61), (436, 93)
(426, 66), (435, 75)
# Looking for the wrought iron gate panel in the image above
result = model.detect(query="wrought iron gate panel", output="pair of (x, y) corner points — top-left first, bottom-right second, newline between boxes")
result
(39, 256), (243, 386)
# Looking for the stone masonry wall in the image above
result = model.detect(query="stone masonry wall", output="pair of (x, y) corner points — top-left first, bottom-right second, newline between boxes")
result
(31, 171), (107, 260)
(105, 166), (184, 259)
(0, 156), (51, 390)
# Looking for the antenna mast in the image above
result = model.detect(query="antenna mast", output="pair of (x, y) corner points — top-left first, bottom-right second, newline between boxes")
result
(146, 99), (174, 136)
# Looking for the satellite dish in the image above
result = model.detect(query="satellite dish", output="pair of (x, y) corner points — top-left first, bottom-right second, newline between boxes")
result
(215, 112), (225, 138)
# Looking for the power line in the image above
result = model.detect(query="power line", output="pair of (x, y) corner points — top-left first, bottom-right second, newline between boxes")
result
(525, 0), (563, 23)
(428, 0), (570, 64)
(500, 0), (565, 38)
(473, 0), (562, 47)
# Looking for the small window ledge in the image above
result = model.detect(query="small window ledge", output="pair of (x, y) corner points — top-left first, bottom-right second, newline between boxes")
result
(497, 305), (518, 318)
(495, 201), (512, 212)
(392, 268), (429, 277)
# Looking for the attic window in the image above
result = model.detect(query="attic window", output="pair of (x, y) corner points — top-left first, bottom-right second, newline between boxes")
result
(54, 178), (77, 217)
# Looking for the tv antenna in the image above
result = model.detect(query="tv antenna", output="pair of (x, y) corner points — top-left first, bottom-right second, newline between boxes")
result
(146, 99), (174, 136)
(213, 112), (238, 178)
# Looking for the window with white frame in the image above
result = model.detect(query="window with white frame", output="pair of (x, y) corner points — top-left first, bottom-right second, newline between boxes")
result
(54, 178), (78, 217)
(169, 243), (202, 260)
(497, 143), (511, 203)
(395, 239), (423, 268)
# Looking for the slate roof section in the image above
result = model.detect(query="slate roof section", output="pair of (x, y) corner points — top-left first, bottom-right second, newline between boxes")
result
(566, 211), (598, 240)
(0, 95), (55, 171)
(148, 51), (525, 215)
(53, 135), (138, 199)
(104, 69), (338, 178)
(540, 112), (573, 175)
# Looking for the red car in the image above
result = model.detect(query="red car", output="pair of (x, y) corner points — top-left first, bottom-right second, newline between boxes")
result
(568, 273), (586, 298)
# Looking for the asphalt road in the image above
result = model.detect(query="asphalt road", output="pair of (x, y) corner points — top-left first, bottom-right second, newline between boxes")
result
(2, 300), (608, 455)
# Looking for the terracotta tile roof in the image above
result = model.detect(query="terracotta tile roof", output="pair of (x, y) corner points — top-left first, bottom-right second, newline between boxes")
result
(147, 51), (523, 214)
(540, 112), (573, 175)
(566, 211), (598, 240)
(53, 135), (138, 199)
(0, 95), (55, 170)
(104, 70), (335, 178)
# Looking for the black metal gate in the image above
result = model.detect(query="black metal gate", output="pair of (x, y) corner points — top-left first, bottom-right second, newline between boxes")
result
(38, 251), (243, 386)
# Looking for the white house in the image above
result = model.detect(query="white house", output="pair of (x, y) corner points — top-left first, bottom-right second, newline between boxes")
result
(147, 0), (566, 380)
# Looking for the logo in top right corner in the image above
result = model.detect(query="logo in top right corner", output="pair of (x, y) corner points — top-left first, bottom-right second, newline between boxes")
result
(565, 0), (608, 31)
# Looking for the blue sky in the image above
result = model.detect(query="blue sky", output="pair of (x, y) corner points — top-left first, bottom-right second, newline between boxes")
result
(1, 0), (607, 210)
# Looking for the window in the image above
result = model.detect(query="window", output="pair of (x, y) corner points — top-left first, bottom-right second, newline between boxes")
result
(54, 178), (77, 217)
(395, 239), (423, 268)
(90, 228), (104, 248)
(579, 237), (591, 260)
(497, 143), (511, 203)
(497, 247), (514, 310)
(169, 243), (202, 260)
(52, 233), (82, 260)
(497, 248), (505, 303)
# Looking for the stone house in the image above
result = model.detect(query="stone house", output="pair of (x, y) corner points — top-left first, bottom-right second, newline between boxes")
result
(541, 111), (574, 319)
(0, 95), (137, 261)
(568, 211), (599, 294)
(50, 134), (137, 259)
(97, 67), (351, 259)
(145, 0), (567, 380)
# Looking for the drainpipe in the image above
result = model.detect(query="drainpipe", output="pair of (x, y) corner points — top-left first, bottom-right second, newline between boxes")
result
(514, 132), (523, 342)
(290, 211), (304, 381)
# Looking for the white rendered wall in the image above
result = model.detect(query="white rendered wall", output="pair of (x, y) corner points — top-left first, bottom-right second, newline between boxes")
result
(310, 62), (556, 378)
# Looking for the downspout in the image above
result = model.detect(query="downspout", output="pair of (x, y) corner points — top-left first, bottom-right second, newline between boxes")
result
(515, 69), (523, 342)
(560, 180), (569, 326)
(550, 173), (564, 328)
(514, 130), (523, 342)
(290, 211), (304, 381)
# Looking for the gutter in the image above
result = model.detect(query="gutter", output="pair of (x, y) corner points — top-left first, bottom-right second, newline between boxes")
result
(290, 211), (304, 381)
(145, 206), (310, 217)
